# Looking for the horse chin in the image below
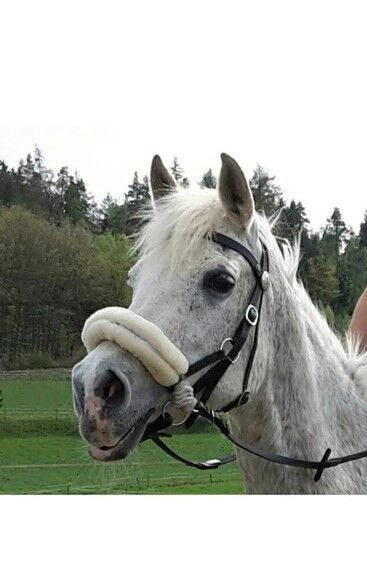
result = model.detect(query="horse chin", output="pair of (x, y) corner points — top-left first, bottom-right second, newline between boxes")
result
(88, 409), (153, 462)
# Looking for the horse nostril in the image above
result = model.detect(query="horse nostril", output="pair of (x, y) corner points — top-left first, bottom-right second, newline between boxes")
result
(102, 379), (122, 402)
(95, 371), (126, 408)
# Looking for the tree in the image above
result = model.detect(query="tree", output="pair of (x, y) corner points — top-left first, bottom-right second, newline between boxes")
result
(64, 175), (91, 224)
(124, 172), (151, 235)
(170, 156), (190, 188)
(0, 162), (17, 207)
(359, 211), (367, 248)
(99, 193), (115, 231)
(170, 156), (183, 183)
(200, 169), (217, 189)
(276, 200), (310, 240)
(100, 194), (129, 235)
(250, 164), (283, 216)
(16, 147), (55, 218)
(322, 207), (350, 260)
(338, 236), (367, 315)
(307, 247), (339, 307)
(125, 173), (150, 208)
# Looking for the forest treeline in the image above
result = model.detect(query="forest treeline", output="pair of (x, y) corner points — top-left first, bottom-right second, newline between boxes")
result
(0, 147), (367, 369)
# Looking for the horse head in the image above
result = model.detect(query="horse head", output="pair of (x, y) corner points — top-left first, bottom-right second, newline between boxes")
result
(72, 153), (269, 461)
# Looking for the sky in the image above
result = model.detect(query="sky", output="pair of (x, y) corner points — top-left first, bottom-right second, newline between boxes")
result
(1, 1), (366, 232)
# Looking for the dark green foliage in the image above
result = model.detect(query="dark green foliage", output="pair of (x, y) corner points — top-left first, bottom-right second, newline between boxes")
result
(0, 206), (133, 367)
(359, 211), (367, 248)
(322, 207), (350, 268)
(170, 156), (190, 188)
(276, 199), (310, 240)
(250, 164), (283, 216)
(124, 173), (151, 235)
(307, 247), (339, 306)
(200, 169), (217, 189)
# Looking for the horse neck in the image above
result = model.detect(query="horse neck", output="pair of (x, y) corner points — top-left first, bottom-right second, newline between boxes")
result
(230, 267), (367, 494)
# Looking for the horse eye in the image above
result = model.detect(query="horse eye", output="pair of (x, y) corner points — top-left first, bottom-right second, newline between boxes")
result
(203, 271), (236, 294)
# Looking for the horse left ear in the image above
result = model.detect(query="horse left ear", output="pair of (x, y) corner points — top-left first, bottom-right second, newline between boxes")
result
(218, 153), (255, 228)
(150, 155), (177, 200)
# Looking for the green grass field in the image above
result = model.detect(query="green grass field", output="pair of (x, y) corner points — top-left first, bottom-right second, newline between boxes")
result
(0, 378), (243, 494)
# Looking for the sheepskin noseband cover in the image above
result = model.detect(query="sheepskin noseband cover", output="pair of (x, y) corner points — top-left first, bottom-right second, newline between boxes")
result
(81, 307), (189, 387)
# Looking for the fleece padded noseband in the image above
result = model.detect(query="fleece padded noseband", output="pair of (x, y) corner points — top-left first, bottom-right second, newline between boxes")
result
(82, 307), (188, 387)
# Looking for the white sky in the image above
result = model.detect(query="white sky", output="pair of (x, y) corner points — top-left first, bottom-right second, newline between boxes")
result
(1, 0), (366, 232)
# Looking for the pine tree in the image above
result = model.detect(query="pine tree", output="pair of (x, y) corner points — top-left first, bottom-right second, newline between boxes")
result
(170, 157), (183, 183)
(307, 248), (339, 306)
(125, 172), (150, 208)
(124, 172), (151, 235)
(359, 211), (367, 248)
(63, 174), (92, 224)
(278, 200), (310, 239)
(200, 169), (217, 189)
(323, 207), (350, 257)
(0, 162), (17, 207)
(250, 164), (283, 216)
(338, 235), (367, 314)
(170, 156), (190, 188)
(100, 193), (115, 231)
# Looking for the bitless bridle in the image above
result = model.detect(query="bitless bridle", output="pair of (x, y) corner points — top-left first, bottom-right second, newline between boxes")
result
(143, 232), (367, 483)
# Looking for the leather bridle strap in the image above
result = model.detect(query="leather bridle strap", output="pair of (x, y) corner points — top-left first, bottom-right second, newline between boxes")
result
(183, 234), (269, 428)
(149, 435), (237, 470)
(211, 232), (264, 280)
(148, 402), (367, 482)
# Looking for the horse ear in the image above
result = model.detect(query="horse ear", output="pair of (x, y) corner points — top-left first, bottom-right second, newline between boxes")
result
(150, 155), (177, 200)
(218, 153), (255, 227)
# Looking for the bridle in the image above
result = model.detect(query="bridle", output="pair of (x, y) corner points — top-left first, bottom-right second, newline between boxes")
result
(183, 232), (269, 420)
(143, 231), (367, 483)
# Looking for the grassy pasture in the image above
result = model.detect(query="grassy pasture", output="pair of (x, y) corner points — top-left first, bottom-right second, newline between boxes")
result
(0, 378), (243, 494)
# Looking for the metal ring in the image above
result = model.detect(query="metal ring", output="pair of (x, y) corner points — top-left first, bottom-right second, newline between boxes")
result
(245, 305), (259, 326)
(162, 401), (188, 426)
(220, 338), (240, 364)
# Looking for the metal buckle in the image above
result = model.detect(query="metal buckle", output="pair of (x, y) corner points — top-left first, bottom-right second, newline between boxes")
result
(201, 458), (221, 469)
(245, 304), (258, 326)
(220, 338), (240, 364)
(237, 389), (250, 407)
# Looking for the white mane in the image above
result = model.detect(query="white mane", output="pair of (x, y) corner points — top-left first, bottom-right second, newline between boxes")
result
(136, 186), (367, 391)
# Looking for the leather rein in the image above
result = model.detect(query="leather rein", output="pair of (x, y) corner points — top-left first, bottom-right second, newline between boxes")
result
(142, 232), (367, 483)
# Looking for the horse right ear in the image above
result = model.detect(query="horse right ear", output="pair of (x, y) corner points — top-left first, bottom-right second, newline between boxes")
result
(218, 153), (255, 228)
(150, 155), (177, 200)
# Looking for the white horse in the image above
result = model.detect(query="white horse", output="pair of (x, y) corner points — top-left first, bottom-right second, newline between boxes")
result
(72, 153), (367, 494)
